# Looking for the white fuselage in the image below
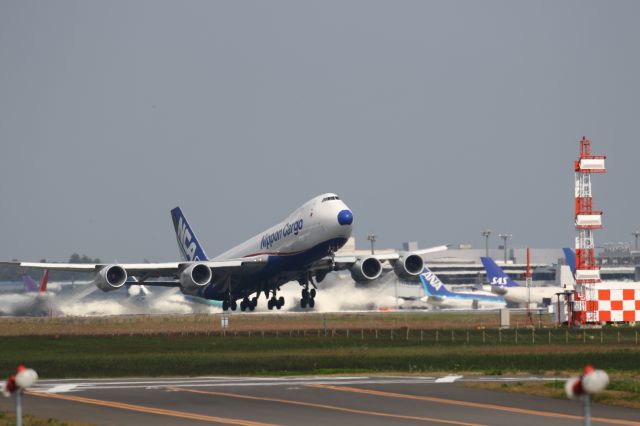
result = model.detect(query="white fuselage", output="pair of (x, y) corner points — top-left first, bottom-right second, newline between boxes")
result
(214, 193), (353, 262)
(421, 292), (507, 310)
(494, 286), (567, 305)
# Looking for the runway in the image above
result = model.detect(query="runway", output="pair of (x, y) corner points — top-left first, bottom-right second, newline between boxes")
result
(2, 375), (638, 425)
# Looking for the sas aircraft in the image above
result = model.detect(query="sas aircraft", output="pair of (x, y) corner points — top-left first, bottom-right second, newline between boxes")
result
(480, 256), (568, 306)
(5, 193), (441, 312)
(419, 266), (506, 309)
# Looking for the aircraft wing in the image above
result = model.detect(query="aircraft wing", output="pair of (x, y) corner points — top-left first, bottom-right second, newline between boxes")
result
(1, 255), (269, 283)
(333, 245), (448, 266)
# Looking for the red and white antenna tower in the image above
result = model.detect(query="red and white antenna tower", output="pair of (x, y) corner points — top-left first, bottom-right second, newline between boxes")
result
(574, 136), (606, 286)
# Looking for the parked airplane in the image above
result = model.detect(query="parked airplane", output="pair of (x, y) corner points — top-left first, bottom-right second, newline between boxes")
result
(21, 271), (48, 293)
(480, 256), (567, 306)
(6, 193), (440, 312)
(419, 266), (506, 309)
(0, 270), (54, 316)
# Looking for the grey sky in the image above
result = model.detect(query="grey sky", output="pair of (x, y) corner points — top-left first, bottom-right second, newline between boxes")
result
(1, 1), (638, 262)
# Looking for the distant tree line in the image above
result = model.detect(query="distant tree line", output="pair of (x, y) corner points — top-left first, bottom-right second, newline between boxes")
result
(0, 253), (101, 282)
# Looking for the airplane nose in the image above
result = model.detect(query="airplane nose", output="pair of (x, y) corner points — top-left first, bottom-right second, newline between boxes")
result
(337, 209), (353, 226)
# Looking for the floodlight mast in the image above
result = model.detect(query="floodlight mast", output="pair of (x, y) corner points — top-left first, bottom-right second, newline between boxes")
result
(481, 229), (492, 258)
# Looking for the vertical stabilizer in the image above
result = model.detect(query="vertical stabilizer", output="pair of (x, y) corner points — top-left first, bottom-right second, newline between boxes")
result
(21, 274), (39, 293)
(170, 207), (209, 261)
(562, 248), (577, 278)
(419, 266), (451, 296)
(38, 269), (49, 293)
(480, 257), (519, 287)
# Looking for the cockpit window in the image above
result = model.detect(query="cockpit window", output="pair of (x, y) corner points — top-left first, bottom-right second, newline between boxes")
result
(321, 196), (340, 202)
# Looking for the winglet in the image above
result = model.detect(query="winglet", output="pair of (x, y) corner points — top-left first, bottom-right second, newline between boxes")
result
(480, 257), (519, 287)
(170, 207), (209, 261)
(419, 266), (451, 297)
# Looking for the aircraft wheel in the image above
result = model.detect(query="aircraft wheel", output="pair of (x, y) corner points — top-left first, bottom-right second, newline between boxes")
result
(302, 289), (308, 299)
(276, 301), (282, 310)
(251, 297), (258, 307)
(278, 296), (285, 307)
(240, 301), (247, 312)
(267, 299), (274, 310)
(231, 300), (237, 311)
(308, 297), (315, 308)
(222, 300), (229, 311)
(310, 289), (316, 298)
(249, 303), (255, 311)
(300, 297), (307, 308)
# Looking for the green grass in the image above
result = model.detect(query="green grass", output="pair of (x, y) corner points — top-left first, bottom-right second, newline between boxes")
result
(1, 334), (639, 378)
(467, 377), (640, 410)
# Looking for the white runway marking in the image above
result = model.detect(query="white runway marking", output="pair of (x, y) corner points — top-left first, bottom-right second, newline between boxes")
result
(435, 375), (463, 383)
(44, 384), (78, 393)
(31, 374), (567, 394)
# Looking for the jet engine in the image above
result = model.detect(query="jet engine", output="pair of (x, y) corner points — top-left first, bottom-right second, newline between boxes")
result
(350, 257), (382, 283)
(491, 286), (507, 295)
(95, 265), (128, 292)
(180, 263), (212, 293)
(393, 254), (424, 279)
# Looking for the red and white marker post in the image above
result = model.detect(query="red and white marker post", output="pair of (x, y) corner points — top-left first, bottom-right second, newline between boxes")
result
(565, 365), (609, 426)
(2, 365), (38, 426)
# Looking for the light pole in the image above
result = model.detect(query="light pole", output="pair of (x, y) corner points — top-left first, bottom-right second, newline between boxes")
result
(367, 233), (377, 255)
(632, 231), (640, 251)
(498, 233), (512, 264)
(481, 229), (492, 257)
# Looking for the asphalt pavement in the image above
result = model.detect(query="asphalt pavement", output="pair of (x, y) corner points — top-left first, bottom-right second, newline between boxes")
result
(1, 375), (638, 425)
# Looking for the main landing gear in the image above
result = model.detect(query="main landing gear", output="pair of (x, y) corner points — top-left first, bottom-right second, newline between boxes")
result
(267, 291), (285, 310)
(240, 296), (258, 312)
(300, 271), (317, 309)
(300, 288), (316, 308)
(222, 299), (237, 312)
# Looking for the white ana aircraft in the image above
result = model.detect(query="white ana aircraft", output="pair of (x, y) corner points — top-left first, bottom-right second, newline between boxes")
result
(5, 193), (440, 312)
(480, 256), (569, 306)
(419, 266), (506, 310)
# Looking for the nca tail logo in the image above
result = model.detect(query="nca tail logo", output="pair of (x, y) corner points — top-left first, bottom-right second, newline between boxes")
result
(491, 277), (508, 285)
(177, 217), (200, 261)
(422, 271), (443, 291)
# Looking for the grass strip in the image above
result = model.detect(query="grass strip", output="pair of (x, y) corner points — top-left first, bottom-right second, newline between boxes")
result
(1, 335), (639, 378)
(465, 378), (640, 410)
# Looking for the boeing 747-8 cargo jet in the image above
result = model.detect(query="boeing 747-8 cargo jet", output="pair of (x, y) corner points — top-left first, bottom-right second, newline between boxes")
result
(5, 193), (442, 312)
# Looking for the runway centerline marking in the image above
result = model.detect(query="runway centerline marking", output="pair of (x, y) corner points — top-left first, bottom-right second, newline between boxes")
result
(28, 391), (280, 426)
(309, 385), (640, 426)
(170, 386), (485, 426)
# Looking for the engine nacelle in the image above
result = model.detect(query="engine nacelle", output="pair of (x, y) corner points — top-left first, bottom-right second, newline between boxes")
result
(491, 286), (507, 295)
(393, 254), (424, 279)
(95, 265), (128, 292)
(180, 263), (212, 293)
(350, 257), (382, 283)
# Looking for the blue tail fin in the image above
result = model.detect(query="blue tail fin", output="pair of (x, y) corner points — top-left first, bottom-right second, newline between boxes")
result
(480, 257), (519, 287)
(562, 248), (576, 277)
(419, 266), (452, 297)
(21, 274), (39, 293)
(170, 207), (209, 261)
